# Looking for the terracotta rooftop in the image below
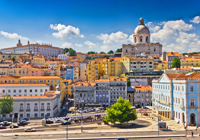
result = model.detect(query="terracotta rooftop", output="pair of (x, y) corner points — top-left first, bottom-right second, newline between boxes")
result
(74, 82), (95, 87)
(95, 79), (109, 83)
(0, 84), (48, 86)
(109, 77), (126, 82)
(134, 86), (152, 92)
(166, 52), (179, 56)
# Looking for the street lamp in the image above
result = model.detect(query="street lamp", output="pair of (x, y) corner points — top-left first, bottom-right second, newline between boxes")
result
(66, 102), (68, 140)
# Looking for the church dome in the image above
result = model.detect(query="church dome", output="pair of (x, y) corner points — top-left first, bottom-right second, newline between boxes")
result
(133, 17), (150, 35)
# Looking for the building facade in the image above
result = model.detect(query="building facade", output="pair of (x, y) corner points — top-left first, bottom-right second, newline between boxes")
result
(1, 40), (64, 57)
(152, 73), (200, 126)
(122, 17), (162, 57)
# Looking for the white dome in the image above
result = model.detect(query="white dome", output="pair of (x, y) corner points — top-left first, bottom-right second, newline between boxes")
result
(133, 17), (150, 35)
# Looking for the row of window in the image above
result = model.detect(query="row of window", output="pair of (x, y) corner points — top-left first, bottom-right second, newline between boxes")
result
(1, 79), (60, 84)
(2, 89), (47, 93)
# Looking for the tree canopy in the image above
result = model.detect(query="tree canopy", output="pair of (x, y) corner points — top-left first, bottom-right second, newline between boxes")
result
(64, 48), (69, 54)
(100, 51), (106, 54)
(172, 57), (180, 68)
(108, 50), (114, 54)
(88, 51), (97, 54)
(127, 80), (131, 86)
(0, 95), (14, 115)
(11, 57), (15, 62)
(68, 48), (76, 56)
(115, 48), (122, 52)
(104, 97), (137, 124)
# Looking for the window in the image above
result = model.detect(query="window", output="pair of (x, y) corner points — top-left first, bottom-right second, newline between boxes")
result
(8, 90), (11, 93)
(40, 89), (43, 92)
(190, 98), (195, 106)
(140, 36), (143, 42)
(190, 86), (194, 92)
(35, 89), (37, 92)
(30, 89), (32, 92)
(14, 90), (16, 93)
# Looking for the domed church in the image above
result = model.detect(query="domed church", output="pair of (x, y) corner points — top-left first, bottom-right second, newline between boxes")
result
(122, 17), (162, 57)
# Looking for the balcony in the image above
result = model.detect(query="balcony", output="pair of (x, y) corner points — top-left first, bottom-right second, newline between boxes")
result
(189, 105), (197, 110)
(152, 98), (155, 101)
(34, 109), (38, 112)
(19, 109), (24, 112)
(180, 105), (185, 109)
(159, 100), (170, 106)
(26, 109), (31, 112)
(46, 109), (51, 111)
(40, 109), (45, 111)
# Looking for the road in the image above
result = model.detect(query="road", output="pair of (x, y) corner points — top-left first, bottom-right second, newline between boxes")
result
(0, 130), (199, 140)
(58, 99), (74, 117)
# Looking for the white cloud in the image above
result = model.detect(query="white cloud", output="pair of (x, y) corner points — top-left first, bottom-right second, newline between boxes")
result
(163, 20), (193, 31)
(75, 44), (83, 47)
(62, 42), (71, 48)
(190, 16), (200, 24)
(100, 45), (111, 52)
(50, 24), (84, 39)
(97, 31), (128, 44)
(36, 40), (42, 43)
(84, 41), (97, 49)
(1, 31), (29, 40)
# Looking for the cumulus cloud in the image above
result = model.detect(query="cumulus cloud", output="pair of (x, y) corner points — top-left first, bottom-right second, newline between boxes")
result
(50, 24), (84, 39)
(97, 31), (128, 44)
(75, 44), (83, 47)
(100, 45), (111, 51)
(146, 22), (161, 33)
(1, 31), (29, 40)
(190, 16), (200, 24)
(84, 41), (97, 49)
(62, 42), (71, 48)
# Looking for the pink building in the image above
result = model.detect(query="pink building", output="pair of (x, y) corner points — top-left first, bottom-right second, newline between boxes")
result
(28, 69), (45, 76)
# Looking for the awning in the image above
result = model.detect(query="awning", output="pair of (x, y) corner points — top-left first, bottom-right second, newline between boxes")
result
(146, 106), (170, 112)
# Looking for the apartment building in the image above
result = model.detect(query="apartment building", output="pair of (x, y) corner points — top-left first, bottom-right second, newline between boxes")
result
(134, 86), (152, 107)
(74, 82), (95, 108)
(162, 52), (179, 69)
(121, 56), (154, 74)
(0, 84), (61, 119)
(152, 73), (200, 126)
(158, 61), (168, 71)
(87, 60), (103, 82)
(181, 58), (200, 68)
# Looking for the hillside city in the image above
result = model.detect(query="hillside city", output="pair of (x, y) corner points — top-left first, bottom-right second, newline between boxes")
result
(0, 8), (200, 140)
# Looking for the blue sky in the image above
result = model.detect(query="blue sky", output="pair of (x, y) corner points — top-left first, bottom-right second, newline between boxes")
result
(0, 0), (200, 53)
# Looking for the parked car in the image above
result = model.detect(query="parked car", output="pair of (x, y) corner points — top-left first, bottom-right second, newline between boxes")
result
(18, 121), (28, 126)
(3, 121), (11, 126)
(24, 128), (36, 132)
(10, 124), (19, 128)
(61, 121), (71, 125)
(21, 120), (30, 124)
(46, 120), (54, 124)
(117, 138), (128, 140)
(21, 118), (29, 121)
(54, 119), (63, 123)
(0, 125), (6, 129)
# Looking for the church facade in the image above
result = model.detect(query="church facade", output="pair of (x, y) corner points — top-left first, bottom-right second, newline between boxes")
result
(122, 17), (162, 57)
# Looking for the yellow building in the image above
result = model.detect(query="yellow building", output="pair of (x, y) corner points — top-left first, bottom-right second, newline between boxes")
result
(32, 57), (45, 66)
(101, 58), (122, 77)
(8, 64), (36, 77)
(0, 53), (21, 61)
(87, 59), (103, 82)
(158, 61), (168, 71)
(121, 56), (154, 73)
(0, 75), (65, 101)
(181, 58), (200, 68)
(63, 79), (73, 98)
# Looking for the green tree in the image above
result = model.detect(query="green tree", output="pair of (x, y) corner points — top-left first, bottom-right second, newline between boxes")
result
(100, 51), (106, 54)
(11, 57), (15, 62)
(64, 48), (69, 54)
(86, 56), (91, 60)
(127, 80), (131, 86)
(91, 56), (98, 59)
(104, 97), (137, 124)
(172, 57), (180, 68)
(115, 48), (122, 52)
(87, 51), (96, 54)
(0, 95), (14, 115)
(108, 50), (114, 54)
(68, 48), (76, 56)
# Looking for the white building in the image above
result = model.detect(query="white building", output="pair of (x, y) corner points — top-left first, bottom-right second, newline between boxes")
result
(0, 84), (61, 119)
(122, 17), (162, 57)
(58, 53), (68, 60)
(1, 40), (64, 57)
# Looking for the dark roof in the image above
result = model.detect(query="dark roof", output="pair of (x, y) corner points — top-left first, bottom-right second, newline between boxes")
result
(127, 86), (135, 92)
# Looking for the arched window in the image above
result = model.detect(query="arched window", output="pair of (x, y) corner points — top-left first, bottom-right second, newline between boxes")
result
(140, 36), (143, 42)
(146, 36), (148, 42)
(154, 48), (156, 52)
(134, 37), (137, 43)
(126, 50), (127, 53)
(190, 98), (195, 106)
